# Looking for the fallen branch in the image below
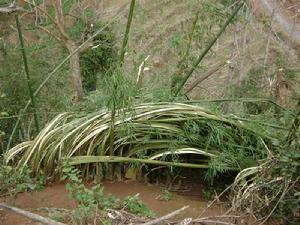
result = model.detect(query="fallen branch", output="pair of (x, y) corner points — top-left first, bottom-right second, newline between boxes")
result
(138, 205), (189, 225)
(191, 218), (236, 225)
(184, 61), (228, 95)
(0, 3), (23, 14)
(0, 203), (65, 225)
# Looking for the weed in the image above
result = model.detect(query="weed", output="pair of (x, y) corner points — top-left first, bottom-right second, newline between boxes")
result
(61, 161), (119, 223)
(62, 162), (119, 210)
(202, 189), (214, 200)
(122, 194), (155, 218)
(202, 186), (223, 201)
(157, 189), (173, 201)
(102, 219), (112, 225)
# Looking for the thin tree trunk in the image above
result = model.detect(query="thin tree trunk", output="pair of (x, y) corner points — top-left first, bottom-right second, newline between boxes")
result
(52, 0), (84, 101)
(66, 41), (84, 101)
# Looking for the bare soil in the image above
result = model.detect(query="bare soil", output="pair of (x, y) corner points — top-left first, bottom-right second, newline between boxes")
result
(253, 0), (300, 48)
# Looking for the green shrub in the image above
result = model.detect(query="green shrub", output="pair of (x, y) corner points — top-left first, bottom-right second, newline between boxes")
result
(67, 9), (118, 92)
(62, 162), (119, 210)
(0, 165), (45, 195)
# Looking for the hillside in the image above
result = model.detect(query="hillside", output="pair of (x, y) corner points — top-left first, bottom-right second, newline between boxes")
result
(94, 0), (300, 100)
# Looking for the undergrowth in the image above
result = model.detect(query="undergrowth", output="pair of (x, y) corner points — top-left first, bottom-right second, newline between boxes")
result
(59, 161), (154, 224)
(0, 165), (45, 196)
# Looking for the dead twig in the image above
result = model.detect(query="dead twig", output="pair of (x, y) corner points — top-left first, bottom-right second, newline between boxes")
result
(191, 218), (236, 225)
(138, 205), (189, 225)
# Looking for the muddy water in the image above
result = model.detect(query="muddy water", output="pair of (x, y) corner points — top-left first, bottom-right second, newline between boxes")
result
(0, 181), (225, 224)
(103, 181), (225, 218)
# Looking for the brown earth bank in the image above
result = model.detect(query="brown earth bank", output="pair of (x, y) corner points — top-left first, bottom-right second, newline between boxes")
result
(0, 181), (227, 225)
(252, 0), (300, 52)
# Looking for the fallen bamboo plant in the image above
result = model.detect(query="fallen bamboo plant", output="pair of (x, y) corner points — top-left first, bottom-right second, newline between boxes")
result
(5, 102), (273, 179)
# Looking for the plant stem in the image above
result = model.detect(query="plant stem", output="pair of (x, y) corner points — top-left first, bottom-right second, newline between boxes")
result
(120, 0), (136, 64)
(173, 2), (244, 97)
(15, 14), (39, 132)
(108, 95), (116, 180)
(69, 156), (210, 169)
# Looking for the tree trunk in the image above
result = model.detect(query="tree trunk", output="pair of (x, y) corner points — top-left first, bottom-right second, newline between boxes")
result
(66, 41), (84, 101)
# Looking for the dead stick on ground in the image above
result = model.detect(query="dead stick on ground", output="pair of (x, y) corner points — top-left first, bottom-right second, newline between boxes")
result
(138, 205), (189, 225)
(191, 219), (236, 225)
(0, 203), (65, 225)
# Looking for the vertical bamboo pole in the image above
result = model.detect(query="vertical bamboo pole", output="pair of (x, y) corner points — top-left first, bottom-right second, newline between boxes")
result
(120, 0), (136, 64)
(173, 2), (244, 98)
(286, 100), (300, 146)
(15, 13), (39, 132)
(107, 79), (118, 180)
